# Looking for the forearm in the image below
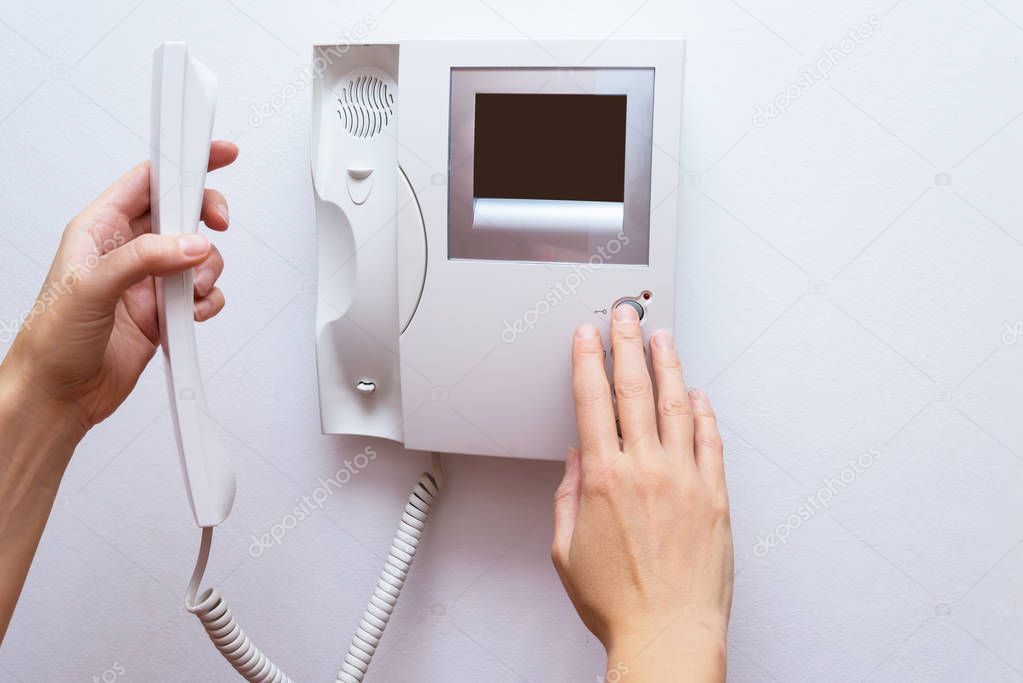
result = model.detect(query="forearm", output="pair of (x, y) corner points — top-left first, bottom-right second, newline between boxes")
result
(0, 366), (84, 641)
(605, 624), (727, 683)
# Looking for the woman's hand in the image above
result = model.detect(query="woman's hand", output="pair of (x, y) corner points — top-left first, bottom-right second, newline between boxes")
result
(0, 143), (237, 640)
(552, 304), (734, 682)
(2, 141), (237, 433)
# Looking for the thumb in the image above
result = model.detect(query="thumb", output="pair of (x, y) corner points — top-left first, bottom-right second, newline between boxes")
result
(552, 447), (581, 568)
(87, 233), (211, 303)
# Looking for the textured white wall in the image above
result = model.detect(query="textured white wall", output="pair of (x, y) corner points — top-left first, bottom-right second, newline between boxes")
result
(1, 0), (1022, 681)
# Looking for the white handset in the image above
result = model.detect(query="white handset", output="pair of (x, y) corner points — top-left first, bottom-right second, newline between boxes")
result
(150, 42), (235, 528)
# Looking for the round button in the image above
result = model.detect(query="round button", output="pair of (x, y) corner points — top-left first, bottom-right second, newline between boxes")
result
(614, 299), (645, 320)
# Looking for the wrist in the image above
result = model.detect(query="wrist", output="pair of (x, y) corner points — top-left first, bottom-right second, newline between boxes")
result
(0, 361), (87, 471)
(605, 620), (727, 683)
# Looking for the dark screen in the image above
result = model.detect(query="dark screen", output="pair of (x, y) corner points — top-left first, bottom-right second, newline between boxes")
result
(472, 93), (627, 203)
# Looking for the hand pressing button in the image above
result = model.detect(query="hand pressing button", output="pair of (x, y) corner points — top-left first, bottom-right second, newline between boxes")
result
(613, 298), (645, 321)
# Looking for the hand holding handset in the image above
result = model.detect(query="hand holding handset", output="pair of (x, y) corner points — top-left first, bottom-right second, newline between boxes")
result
(151, 43), (441, 683)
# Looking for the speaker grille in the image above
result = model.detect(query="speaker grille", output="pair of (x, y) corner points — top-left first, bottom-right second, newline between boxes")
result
(336, 75), (394, 138)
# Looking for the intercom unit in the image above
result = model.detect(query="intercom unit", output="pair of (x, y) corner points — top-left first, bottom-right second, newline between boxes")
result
(155, 38), (685, 683)
(312, 40), (685, 461)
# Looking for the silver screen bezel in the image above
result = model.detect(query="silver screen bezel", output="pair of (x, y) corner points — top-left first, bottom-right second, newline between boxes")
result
(448, 67), (654, 265)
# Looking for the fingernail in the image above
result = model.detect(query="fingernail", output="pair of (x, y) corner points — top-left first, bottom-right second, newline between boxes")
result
(614, 302), (639, 322)
(575, 324), (598, 339)
(652, 330), (674, 349)
(216, 203), (229, 225)
(179, 234), (209, 256)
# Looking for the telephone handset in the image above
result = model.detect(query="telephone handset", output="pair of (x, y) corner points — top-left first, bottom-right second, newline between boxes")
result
(151, 43), (441, 683)
(151, 42), (235, 529)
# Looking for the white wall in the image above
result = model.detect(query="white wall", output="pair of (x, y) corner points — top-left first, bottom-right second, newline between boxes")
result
(2, 0), (1022, 681)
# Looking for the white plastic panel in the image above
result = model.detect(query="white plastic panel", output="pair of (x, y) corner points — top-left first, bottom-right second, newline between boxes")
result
(396, 39), (684, 460)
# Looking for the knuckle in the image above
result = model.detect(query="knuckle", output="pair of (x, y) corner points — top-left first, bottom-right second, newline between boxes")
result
(589, 478), (614, 499)
(573, 380), (611, 407)
(612, 336), (644, 358)
(84, 209), (114, 241)
(125, 238), (146, 267)
(614, 374), (651, 400)
(654, 353), (683, 373)
(658, 362), (684, 384)
(131, 233), (161, 262)
(697, 432), (724, 453)
(659, 396), (693, 417)
(553, 482), (574, 505)
(586, 464), (622, 498)
(573, 344), (606, 364)
(613, 322), (643, 344)
(694, 402), (717, 419)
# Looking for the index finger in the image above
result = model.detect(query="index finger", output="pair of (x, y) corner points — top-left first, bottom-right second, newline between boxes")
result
(571, 324), (619, 463)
